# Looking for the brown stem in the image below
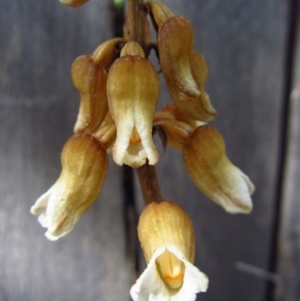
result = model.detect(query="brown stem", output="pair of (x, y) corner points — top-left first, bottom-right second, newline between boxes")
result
(127, 0), (147, 47)
(127, 0), (162, 205)
(136, 162), (162, 205)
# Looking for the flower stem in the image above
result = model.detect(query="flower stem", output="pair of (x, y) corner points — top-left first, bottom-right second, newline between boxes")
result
(127, 0), (162, 204)
(127, 0), (147, 47)
(136, 162), (162, 205)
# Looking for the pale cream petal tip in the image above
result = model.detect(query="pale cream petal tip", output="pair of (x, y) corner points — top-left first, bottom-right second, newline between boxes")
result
(130, 246), (208, 301)
(218, 166), (254, 214)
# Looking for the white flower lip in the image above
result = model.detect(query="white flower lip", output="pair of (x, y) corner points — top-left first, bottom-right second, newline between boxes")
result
(30, 180), (79, 241)
(130, 246), (208, 301)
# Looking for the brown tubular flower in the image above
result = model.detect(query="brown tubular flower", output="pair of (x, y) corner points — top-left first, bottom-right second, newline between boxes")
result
(148, 2), (216, 122)
(107, 41), (160, 167)
(158, 16), (200, 101)
(72, 38), (126, 134)
(31, 134), (108, 240)
(130, 200), (208, 301)
(183, 125), (255, 214)
(71, 55), (108, 134)
(59, 0), (90, 8)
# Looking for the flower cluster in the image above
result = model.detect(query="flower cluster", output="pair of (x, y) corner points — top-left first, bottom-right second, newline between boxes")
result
(31, 1), (255, 300)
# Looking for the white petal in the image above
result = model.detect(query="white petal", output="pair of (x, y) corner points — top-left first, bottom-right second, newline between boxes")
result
(37, 213), (49, 228)
(123, 143), (147, 168)
(130, 247), (169, 301)
(167, 246), (208, 301)
(45, 226), (73, 241)
(131, 246), (209, 301)
(112, 117), (134, 166)
(30, 189), (52, 215)
(136, 122), (159, 166)
(175, 261), (208, 301)
(215, 165), (254, 214)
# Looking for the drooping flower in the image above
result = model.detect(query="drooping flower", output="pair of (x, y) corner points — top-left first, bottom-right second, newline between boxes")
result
(71, 38), (126, 134)
(183, 125), (254, 213)
(31, 134), (108, 240)
(107, 41), (160, 168)
(147, 1), (216, 122)
(130, 200), (208, 301)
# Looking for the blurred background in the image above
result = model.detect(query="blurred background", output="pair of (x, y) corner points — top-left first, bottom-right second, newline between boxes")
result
(0, 0), (299, 300)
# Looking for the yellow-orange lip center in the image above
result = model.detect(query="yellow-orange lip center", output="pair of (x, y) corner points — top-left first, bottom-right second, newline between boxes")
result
(130, 126), (141, 144)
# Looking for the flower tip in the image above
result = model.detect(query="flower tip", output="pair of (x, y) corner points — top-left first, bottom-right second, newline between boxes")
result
(45, 231), (60, 241)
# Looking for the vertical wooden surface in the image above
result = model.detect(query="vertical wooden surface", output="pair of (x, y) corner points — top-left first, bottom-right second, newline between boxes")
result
(1, 1), (297, 301)
(141, 1), (290, 301)
(0, 1), (132, 301)
(275, 1), (300, 300)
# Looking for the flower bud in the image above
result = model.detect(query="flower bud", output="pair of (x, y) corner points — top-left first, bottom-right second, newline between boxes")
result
(59, 0), (89, 8)
(71, 55), (108, 134)
(158, 16), (200, 102)
(183, 125), (255, 213)
(107, 42), (160, 167)
(130, 201), (208, 301)
(31, 134), (108, 240)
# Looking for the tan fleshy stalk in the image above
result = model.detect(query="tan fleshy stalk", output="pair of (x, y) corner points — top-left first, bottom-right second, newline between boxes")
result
(183, 125), (255, 214)
(107, 41), (160, 167)
(31, 134), (108, 240)
(158, 16), (200, 102)
(130, 200), (208, 301)
(59, 0), (89, 8)
(124, 16), (151, 45)
(71, 55), (108, 134)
